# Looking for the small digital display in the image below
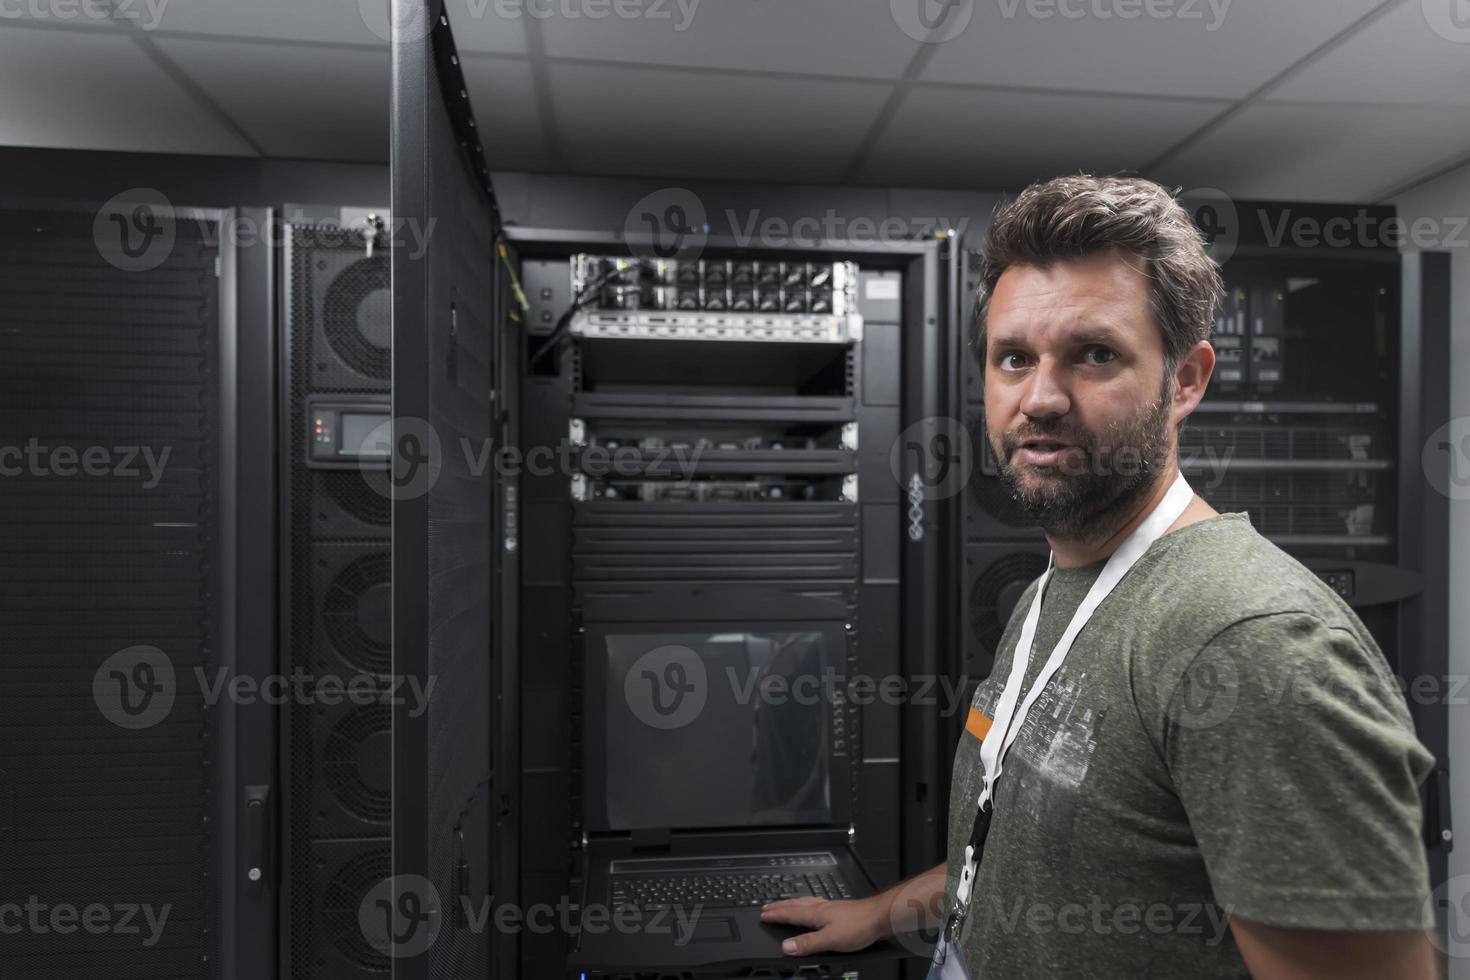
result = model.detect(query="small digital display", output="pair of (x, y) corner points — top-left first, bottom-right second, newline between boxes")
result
(342, 413), (391, 457)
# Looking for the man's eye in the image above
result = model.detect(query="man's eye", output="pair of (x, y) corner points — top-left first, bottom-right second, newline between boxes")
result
(1083, 346), (1116, 365)
(998, 352), (1027, 370)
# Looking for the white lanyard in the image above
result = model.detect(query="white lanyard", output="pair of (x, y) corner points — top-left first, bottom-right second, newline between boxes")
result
(953, 471), (1194, 909)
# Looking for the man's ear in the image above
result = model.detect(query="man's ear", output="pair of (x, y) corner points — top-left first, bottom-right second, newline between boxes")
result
(1171, 340), (1215, 427)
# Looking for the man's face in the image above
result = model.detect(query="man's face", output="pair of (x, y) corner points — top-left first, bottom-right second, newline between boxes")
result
(982, 249), (1177, 538)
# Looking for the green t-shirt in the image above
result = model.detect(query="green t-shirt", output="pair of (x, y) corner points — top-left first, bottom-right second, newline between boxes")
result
(943, 512), (1434, 978)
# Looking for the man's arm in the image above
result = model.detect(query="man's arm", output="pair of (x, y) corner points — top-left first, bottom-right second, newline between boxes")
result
(1230, 918), (1438, 980)
(758, 862), (947, 956)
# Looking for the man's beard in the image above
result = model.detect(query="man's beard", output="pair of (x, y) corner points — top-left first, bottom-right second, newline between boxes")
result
(990, 383), (1173, 542)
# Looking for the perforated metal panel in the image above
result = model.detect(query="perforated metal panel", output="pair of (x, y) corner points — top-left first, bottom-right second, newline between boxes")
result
(0, 205), (221, 978)
(281, 220), (394, 979)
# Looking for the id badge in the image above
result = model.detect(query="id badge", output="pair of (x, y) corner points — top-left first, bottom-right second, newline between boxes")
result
(925, 936), (973, 980)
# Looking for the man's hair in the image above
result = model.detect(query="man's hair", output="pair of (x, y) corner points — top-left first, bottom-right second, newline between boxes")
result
(972, 174), (1223, 378)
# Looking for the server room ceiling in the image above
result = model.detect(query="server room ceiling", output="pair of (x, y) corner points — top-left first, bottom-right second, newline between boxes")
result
(3, 0), (1469, 200)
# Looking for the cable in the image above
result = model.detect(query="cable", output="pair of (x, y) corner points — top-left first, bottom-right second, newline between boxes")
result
(527, 267), (622, 369)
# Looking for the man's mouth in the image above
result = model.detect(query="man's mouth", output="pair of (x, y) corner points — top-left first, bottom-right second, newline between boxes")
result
(1013, 438), (1074, 468)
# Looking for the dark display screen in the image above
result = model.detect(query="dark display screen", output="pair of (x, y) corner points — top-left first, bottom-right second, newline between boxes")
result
(602, 630), (831, 831)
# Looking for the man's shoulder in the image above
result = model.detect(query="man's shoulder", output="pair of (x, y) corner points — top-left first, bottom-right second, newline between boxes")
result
(1134, 512), (1366, 637)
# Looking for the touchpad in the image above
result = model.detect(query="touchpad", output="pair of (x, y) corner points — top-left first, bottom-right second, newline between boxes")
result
(683, 915), (738, 944)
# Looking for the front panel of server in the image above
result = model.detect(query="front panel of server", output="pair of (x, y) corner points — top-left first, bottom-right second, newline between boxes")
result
(517, 251), (909, 978)
(279, 214), (395, 979)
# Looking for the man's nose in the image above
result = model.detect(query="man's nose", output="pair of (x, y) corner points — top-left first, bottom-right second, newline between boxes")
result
(1019, 359), (1070, 420)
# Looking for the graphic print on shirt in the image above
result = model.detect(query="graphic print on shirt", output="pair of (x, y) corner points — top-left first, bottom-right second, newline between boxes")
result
(980, 668), (1105, 868)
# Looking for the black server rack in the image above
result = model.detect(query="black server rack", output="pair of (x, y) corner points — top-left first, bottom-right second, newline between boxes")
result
(0, 200), (277, 978)
(507, 230), (952, 979)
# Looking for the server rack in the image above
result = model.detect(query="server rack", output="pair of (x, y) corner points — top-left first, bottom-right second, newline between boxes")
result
(505, 228), (955, 978)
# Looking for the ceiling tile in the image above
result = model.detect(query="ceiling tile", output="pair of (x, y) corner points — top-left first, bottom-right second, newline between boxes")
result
(1155, 101), (1470, 201)
(155, 38), (389, 162)
(144, 0), (525, 53)
(856, 86), (1227, 189)
(1269, 1), (1470, 106)
(460, 56), (548, 172)
(546, 62), (893, 182)
(0, 28), (254, 155)
(536, 0), (922, 79)
(918, 0), (1382, 100)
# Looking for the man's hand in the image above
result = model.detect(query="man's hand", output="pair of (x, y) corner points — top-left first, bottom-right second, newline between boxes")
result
(759, 863), (948, 957)
(758, 896), (884, 956)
